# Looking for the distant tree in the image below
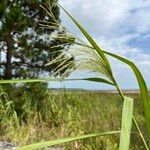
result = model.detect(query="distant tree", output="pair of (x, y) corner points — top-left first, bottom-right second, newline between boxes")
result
(0, 0), (72, 79)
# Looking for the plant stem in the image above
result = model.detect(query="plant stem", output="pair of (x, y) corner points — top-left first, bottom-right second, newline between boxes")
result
(132, 117), (149, 150)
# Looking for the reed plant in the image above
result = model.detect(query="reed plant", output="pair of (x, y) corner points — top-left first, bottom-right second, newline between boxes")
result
(0, 2), (149, 150)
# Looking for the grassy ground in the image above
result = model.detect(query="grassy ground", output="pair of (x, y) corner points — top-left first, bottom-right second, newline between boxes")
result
(0, 84), (148, 149)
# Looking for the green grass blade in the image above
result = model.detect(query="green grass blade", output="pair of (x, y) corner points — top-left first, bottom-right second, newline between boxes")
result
(0, 78), (114, 86)
(58, 4), (112, 75)
(66, 77), (115, 86)
(0, 79), (61, 84)
(103, 50), (150, 144)
(17, 131), (120, 150)
(119, 97), (133, 150)
(0, 79), (44, 84)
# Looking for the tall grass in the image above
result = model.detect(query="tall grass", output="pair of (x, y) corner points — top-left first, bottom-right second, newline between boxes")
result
(0, 89), (147, 149)
(0, 2), (149, 150)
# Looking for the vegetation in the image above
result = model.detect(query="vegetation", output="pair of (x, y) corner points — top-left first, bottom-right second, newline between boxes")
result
(0, 2), (149, 150)
(0, 0), (71, 79)
(0, 88), (148, 149)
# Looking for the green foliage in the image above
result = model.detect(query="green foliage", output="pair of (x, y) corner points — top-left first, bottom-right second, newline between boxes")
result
(119, 97), (133, 150)
(0, 0), (71, 79)
(0, 2), (149, 150)
(0, 90), (147, 149)
(1, 82), (49, 121)
(0, 86), (20, 137)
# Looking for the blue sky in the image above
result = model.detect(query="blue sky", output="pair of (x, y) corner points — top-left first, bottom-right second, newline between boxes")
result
(49, 0), (150, 90)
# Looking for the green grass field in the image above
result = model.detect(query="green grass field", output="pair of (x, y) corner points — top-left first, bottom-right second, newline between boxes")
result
(0, 85), (148, 150)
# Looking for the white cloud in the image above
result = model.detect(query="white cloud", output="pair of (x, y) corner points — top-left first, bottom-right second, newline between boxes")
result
(60, 0), (131, 35)
(60, 0), (150, 35)
(127, 8), (150, 33)
(56, 0), (150, 89)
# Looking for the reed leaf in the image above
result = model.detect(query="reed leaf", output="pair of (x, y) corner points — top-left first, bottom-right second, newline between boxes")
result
(0, 77), (114, 86)
(17, 131), (120, 150)
(119, 96), (133, 150)
(66, 77), (114, 86)
(103, 50), (150, 145)
(0, 78), (64, 84)
(0, 79), (44, 84)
